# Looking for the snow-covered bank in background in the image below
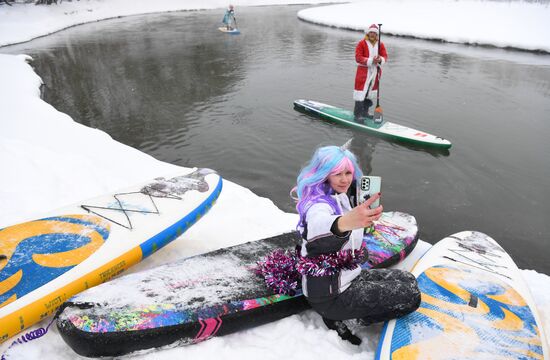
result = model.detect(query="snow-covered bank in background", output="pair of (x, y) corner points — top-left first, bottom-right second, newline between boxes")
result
(298, 0), (550, 53)
(1, 0), (550, 358)
(2, 0), (549, 52)
(0, 0), (350, 47)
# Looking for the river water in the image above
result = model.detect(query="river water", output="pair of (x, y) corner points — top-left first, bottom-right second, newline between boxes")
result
(3, 5), (550, 273)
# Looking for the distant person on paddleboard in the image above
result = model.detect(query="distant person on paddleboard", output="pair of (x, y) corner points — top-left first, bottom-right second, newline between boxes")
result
(291, 144), (420, 345)
(222, 4), (236, 31)
(354, 24), (388, 122)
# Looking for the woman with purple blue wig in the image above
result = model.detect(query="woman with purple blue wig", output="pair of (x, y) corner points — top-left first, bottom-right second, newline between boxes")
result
(292, 144), (420, 345)
(295, 145), (363, 226)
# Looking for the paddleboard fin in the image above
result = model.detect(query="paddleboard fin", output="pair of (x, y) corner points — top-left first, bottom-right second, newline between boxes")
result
(468, 293), (479, 308)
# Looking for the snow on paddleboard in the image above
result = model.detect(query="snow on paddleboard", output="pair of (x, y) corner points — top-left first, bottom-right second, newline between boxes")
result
(57, 211), (418, 357)
(294, 99), (452, 149)
(0, 168), (222, 343)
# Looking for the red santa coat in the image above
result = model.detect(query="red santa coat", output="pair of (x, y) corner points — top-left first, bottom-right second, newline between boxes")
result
(353, 39), (388, 101)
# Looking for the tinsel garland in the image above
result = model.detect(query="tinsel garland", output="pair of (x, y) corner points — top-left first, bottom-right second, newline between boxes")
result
(254, 249), (300, 296)
(296, 248), (366, 277)
(255, 247), (365, 295)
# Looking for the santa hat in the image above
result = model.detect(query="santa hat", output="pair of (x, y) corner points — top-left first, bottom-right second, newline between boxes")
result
(366, 24), (379, 35)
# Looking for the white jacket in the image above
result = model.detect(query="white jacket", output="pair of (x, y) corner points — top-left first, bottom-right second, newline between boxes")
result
(299, 192), (363, 300)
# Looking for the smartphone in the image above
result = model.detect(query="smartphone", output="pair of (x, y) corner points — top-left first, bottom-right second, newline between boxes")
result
(357, 176), (381, 209)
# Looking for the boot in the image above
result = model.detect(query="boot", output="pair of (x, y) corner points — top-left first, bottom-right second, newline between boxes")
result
(323, 317), (362, 346)
(353, 101), (364, 123)
(362, 99), (373, 120)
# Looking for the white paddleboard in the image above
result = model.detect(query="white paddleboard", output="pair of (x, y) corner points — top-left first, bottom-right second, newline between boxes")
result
(375, 231), (549, 360)
(0, 168), (222, 343)
(218, 27), (240, 35)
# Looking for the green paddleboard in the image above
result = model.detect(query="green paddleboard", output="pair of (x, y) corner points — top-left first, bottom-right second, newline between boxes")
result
(294, 99), (452, 149)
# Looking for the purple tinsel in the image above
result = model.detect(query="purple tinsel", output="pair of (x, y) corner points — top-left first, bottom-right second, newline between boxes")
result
(296, 248), (365, 277)
(255, 247), (366, 295)
(255, 249), (300, 296)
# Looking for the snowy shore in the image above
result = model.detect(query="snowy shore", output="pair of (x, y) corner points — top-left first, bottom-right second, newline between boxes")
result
(297, 0), (550, 53)
(1, 1), (550, 359)
(2, 0), (549, 52)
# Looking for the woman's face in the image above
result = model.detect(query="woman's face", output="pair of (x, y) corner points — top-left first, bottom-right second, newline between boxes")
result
(327, 168), (353, 194)
(367, 32), (378, 42)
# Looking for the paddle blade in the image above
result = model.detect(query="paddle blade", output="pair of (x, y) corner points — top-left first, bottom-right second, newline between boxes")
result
(374, 106), (383, 123)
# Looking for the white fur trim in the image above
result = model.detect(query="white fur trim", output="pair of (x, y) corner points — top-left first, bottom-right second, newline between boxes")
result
(367, 26), (379, 35)
(353, 90), (366, 101)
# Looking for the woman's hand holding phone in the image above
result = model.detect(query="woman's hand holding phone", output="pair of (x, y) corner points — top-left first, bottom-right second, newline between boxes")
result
(336, 193), (383, 233)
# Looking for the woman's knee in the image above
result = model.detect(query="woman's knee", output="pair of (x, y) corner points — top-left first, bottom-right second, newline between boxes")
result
(404, 271), (417, 282)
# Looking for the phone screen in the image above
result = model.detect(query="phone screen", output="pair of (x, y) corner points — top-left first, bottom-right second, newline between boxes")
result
(357, 176), (381, 208)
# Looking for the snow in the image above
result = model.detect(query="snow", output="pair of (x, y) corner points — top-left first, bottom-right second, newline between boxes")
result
(297, 0), (550, 53)
(2, 0), (549, 51)
(0, 0), (549, 359)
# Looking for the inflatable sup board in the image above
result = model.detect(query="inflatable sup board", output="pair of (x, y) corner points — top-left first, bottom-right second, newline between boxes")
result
(294, 99), (452, 149)
(57, 211), (419, 357)
(375, 231), (549, 360)
(218, 27), (240, 35)
(0, 168), (222, 343)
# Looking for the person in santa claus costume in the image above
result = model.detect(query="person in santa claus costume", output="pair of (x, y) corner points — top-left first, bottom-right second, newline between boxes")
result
(353, 24), (388, 122)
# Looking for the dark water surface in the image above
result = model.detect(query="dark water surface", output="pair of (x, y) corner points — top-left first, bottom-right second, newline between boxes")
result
(3, 6), (550, 273)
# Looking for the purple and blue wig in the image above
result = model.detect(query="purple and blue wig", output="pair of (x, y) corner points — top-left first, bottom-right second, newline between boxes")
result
(292, 146), (363, 228)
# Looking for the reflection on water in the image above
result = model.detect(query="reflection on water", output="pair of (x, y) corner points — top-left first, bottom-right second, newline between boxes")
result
(3, 5), (550, 273)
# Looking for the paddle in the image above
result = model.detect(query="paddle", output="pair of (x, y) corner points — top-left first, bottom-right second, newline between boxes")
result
(374, 23), (383, 123)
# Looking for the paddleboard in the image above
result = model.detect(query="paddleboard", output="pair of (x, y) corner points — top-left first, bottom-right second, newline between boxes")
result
(294, 99), (452, 149)
(218, 27), (240, 35)
(375, 231), (549, 360)
(0, 168), (222, 343)
(56, 211), (419, 357)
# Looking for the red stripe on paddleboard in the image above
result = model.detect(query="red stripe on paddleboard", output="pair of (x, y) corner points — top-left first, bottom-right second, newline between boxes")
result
(194, 317), (222, 342)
